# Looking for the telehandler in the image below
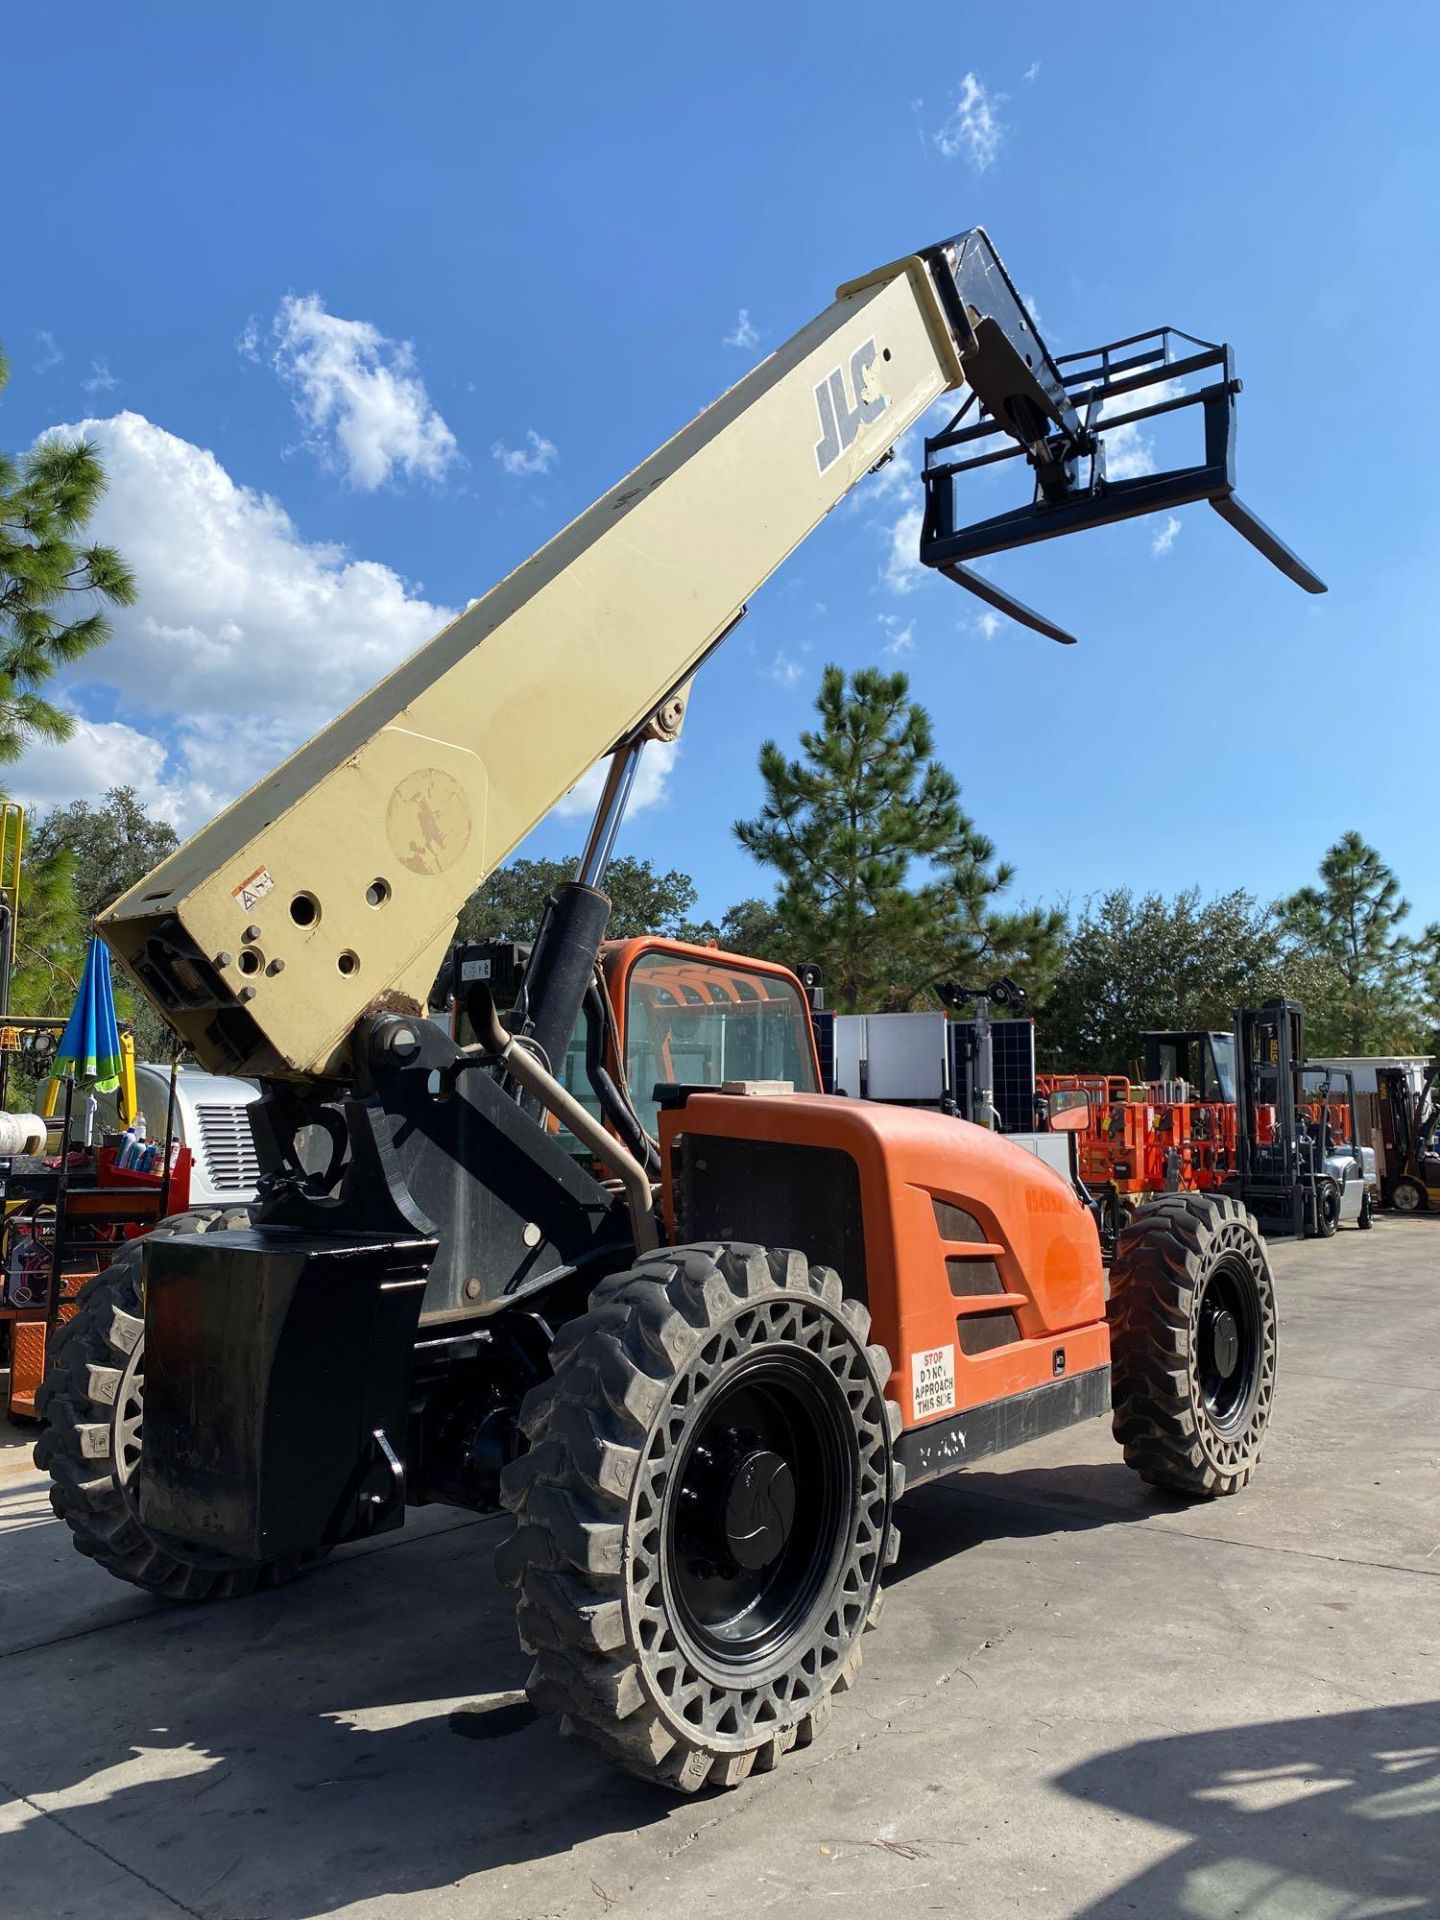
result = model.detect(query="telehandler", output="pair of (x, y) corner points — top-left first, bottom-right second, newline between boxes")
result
(38, 229), (1318, 1792)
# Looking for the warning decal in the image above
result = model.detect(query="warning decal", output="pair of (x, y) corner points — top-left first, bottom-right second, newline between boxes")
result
(911, 1342), (957, 1420)
(231, 865), (275, 914)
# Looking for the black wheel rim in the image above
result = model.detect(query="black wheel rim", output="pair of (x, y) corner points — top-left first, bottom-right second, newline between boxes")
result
(1196, 1253), (1262, 1433)
(665, 1348), (854, 1676)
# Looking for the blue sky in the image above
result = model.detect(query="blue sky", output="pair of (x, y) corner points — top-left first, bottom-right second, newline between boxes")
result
(6, 2), (1438, 937)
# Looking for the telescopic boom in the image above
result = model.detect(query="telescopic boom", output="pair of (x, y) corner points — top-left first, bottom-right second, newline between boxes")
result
(99, 229), (1321, 1080)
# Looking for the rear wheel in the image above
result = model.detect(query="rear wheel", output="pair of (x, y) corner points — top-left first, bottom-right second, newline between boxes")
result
(1109, 1194), (1277, 1497)
(1357, 1188), (1374, 1230)
(497, 1242), (901, 1792)
(35, 1211), (317, 1601)
(1391, 1177), (1427, 1214)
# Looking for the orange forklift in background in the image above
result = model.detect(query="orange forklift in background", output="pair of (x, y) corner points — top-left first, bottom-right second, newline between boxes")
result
(1037, 1028), (1240, 1245)
(1042, 1006), (1372, 1245)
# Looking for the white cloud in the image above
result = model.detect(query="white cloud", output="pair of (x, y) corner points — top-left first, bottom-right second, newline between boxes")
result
(882, 505), (926, 594)
(933, 73), (1005, 171)
(1023, 60), (1041, 82)
(34, 331), (63, 374)
(269, 293), (459, 490)
(82, 358), (118, 394)
(762, 651), (806, 688)
(974, 610), (1003, 640)
(1099, 375), (1184, 480)
(11, 717), (191, 827)
(236, 316), (261, 361)
(491, 429), (558, 477)
(27, 411), (457, 831)
(859, 431), (918, 509)
(553, 740), (679, 820)
(723, 309), (759, 350)
(878, 614), (915, 656)
(1151, 514), (1182, 556)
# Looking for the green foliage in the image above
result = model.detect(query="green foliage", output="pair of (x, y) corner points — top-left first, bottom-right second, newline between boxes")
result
(1416, 945), (1440, 1040)
(1279, 832), (1434, 1051)
(26, 786), (183, 1059)
(29, 784), (180, 923)
(7, 838), (87, 1016)
(435, 853), (715, 1002)
(1038, 887), (1346, 1073)
(709, 896), (789, 961)
(455, 853), (706, 946)
(734, 664), (1062, 1012)
(0, 349), (136, 762)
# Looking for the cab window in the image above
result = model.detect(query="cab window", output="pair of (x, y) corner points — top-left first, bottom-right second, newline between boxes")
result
(623, 952), (817, 1137)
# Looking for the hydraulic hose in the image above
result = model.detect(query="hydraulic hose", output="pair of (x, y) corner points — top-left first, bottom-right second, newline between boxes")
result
(463, 984), (658, 1254)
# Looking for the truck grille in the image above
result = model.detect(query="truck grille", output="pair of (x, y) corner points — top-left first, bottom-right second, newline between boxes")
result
(194, 1103), (261, 1194)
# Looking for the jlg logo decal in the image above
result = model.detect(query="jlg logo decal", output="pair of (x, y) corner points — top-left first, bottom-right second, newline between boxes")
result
(813, 338), (887, 473)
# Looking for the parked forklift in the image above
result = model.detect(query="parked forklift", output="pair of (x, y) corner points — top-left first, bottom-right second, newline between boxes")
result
(1376, 1057), (1440, 1212)
(1233, 1000), (1372, 1238)
(37, 229), (1320, 1792)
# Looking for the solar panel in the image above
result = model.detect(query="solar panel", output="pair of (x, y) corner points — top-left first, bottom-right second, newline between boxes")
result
(947, 1019), (1037, 1131)
(811, 1009), (836, 1095)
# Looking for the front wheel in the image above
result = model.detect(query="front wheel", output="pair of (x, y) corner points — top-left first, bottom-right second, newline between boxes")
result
(1391, 1177), (1427, 1214)
(1312, 1177), (1341, 1238)
(496, 1242), (901, 1792)
(1109, 1194), (1277, 1497)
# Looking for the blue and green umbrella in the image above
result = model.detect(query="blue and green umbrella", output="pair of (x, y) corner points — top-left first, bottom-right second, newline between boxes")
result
(52, 934), (124, 1093)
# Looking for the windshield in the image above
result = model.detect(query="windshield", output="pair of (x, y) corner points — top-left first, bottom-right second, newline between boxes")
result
(1209, 1034), (1236, 1103)
(1149, 1032), (1235, 1102)
(625, 952), (817, 1135)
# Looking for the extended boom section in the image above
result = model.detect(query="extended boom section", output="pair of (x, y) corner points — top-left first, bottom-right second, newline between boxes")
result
(99, 256), (965, 1079)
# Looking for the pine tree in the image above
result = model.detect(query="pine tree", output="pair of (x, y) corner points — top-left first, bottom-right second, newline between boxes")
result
(735, 664), (1062, 1011)
(0, 348), (136, 761)
(1280, 833), (1422, 1050)
(8, 841), (87, 1016)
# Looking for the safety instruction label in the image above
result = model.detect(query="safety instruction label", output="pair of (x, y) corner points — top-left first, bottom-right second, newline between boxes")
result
(231, 865), (275, 914)
(911, 1342), (957, 1420)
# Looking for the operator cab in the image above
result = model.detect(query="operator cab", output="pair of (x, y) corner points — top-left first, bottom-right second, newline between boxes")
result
(450, 936), (820, 1161)
(1142, 1029), (1236, 1103)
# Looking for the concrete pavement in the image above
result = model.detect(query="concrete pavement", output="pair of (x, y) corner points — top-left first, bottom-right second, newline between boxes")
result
(1, 1217), (1436, 1919)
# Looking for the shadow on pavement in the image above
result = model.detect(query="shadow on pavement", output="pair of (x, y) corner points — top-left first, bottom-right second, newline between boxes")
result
(0, 1520), (676, 1919)
(890, 1459), (1180, 1585)
(0, 1456), (1170, 1917)
(6, 1437), (1425, 1918)
(1055, 1701), (1440, 1918)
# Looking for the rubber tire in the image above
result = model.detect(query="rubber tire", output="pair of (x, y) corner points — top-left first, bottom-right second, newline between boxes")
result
(1109, 1193), (1277, 1498)
(1313, 1177), (1340, 1238)
(1357, 1189), (1373, 1230)
(34, 1210), (317, 1601)
(495, 1242), (902, 1793)
(1391, 1177), (1427, 1214)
